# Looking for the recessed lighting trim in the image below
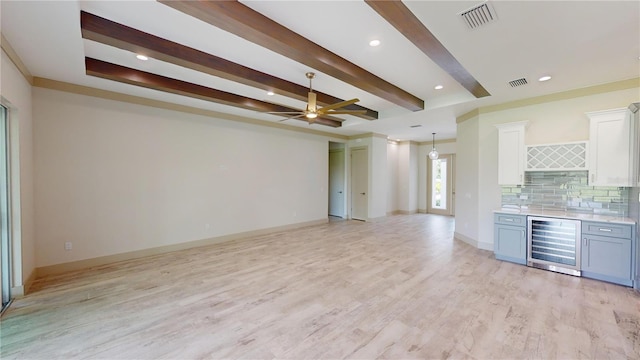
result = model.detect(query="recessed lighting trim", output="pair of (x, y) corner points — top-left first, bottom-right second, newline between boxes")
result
(369, 39), (381, 47)
(538, 75), (552, 82)
(434, 85), (444, 90)
(136, 54), (149, 61)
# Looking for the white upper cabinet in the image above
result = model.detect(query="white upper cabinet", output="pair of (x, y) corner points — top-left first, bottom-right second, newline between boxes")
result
(587, 108), (637, 186)
(495, 121), (528, 185)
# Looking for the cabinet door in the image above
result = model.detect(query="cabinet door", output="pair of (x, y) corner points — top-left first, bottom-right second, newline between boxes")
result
(582, 234), (632, 285)
(495, 122), (527, 185)
(494, 224), (526, 265)
(588, 108), (634, 186)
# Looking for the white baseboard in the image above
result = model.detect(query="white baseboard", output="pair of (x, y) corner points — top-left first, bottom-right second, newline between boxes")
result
(396, 210), (418, 215)
(454, 232), (493, 251)
(10, 268), (37, 297)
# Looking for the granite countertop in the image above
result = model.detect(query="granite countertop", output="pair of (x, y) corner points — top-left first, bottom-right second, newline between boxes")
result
(494, 208), (637, 225)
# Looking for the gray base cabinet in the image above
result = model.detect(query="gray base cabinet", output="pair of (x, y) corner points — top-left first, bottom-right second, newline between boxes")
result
(581, 221), (635, 287)
(494, 214), (527, 265)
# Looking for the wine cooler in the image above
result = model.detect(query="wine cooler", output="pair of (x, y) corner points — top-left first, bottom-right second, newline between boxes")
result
(527, 216), (582, 276)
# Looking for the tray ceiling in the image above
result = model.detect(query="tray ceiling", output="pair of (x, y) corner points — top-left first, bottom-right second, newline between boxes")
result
(1, 0), (638, 140)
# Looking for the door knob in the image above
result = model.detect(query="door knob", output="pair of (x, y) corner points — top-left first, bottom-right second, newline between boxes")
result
(360, 192), (366, 195)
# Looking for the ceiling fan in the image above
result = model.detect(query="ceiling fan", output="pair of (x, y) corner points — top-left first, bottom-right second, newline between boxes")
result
(269, 72), (366, 123)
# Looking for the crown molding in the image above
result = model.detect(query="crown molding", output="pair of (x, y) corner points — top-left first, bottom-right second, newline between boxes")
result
(456, 77), (640, 124)
(1, 33), (34, 85)
(32, 77), (349, 140)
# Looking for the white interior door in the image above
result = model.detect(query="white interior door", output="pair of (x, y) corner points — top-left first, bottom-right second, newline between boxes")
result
(351, 148), (368, 221)
(328, 149), (345, 217)
(427, 154), (454, 216)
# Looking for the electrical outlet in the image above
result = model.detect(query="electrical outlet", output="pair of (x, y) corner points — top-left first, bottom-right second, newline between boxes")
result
(64, 242), (72, 251)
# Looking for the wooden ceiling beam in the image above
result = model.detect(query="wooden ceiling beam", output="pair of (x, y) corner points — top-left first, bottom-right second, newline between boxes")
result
(80, 11), (377, 120)
(84, 58), (343, 128)
(158, 0), (425, 112)
(365, 0), (490, 98)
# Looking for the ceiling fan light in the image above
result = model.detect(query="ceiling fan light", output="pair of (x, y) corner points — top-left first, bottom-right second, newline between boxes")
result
(305, 112), (317, 119)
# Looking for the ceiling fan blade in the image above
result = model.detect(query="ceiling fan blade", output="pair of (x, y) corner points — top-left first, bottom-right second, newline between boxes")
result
(278, 114), (306, 122)
(323, 110), (368, 115)
(266, 111), (305, 115)
(318, 98), (360, 112)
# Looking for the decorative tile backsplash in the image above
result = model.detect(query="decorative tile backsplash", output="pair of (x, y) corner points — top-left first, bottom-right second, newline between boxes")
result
(502, 171), (629, 216)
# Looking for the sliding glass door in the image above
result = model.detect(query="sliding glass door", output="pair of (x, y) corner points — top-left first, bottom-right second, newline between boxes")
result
(0, 104), (11, 312)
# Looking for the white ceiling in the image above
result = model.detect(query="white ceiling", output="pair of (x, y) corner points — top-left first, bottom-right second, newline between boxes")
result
(2, 0), (639, 142)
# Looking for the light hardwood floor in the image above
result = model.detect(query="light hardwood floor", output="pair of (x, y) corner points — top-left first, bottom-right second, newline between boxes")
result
(1, 214), (639, 359)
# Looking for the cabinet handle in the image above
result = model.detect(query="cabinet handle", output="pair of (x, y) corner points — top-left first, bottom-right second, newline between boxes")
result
(583, 238), (588, 246)
(598, 228), (612, 232)
(504, 218), (514, 222)
(521, 230), (525, 239)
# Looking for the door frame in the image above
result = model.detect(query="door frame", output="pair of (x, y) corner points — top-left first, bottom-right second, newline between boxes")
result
(427, 153), (455, 216)
(0, 103), (12, 312)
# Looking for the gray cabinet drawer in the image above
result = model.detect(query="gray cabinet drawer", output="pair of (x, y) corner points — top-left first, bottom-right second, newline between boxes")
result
(582, 221), (633, 239)
(494, 213), (526, 227)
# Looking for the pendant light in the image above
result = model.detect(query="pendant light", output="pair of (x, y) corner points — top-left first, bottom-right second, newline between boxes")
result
(428, 132), (439, 160)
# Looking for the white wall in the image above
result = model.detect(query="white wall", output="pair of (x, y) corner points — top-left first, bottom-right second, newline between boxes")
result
(33, 88), (331, 267)
(457, 87), (640, 249)
(454, 119), (479, 246)
(370, 136), (388, 219)
(1, 49), (36, 293)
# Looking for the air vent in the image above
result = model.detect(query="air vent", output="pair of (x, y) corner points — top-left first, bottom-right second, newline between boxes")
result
(410, 125), (422, 128)
(509, 78), (528, 87)
(459, 1), (498, 30)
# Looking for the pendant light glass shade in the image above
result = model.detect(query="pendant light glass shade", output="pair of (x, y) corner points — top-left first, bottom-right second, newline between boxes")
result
(428, 132), (439, 160)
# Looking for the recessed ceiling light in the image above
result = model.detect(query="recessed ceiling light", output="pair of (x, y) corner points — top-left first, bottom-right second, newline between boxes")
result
(136, 54), (149, 61)
(434, 85), (444, 90)
(267, 91), (274, 96)
(369, 39), (381, 47)
(538, 75), (552, 82)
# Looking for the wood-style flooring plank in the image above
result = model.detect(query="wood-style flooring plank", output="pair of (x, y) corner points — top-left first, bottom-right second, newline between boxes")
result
(1, 214), (639, 359)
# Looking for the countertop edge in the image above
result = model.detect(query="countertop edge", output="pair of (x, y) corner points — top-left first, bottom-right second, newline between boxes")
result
(494, 209), (637, 225)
